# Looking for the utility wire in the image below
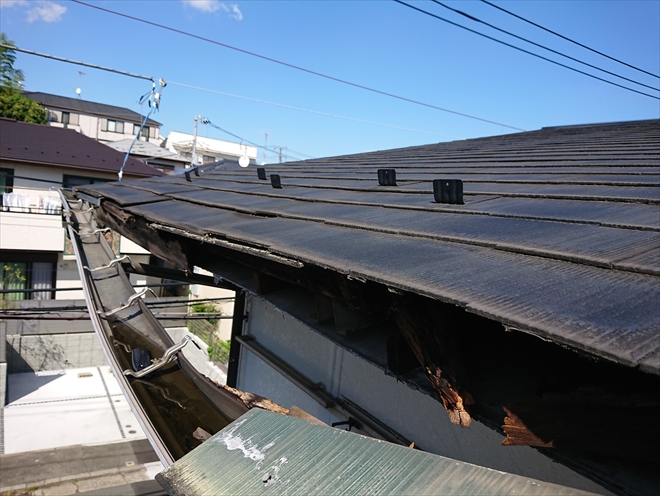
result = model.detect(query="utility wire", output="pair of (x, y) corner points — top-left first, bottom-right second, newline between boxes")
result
(168, 81), (459, 139)
(432, 0), (658, 92)
(0, 44), (153, 81)
(7, 46), (456, 156)
(70, 0), (526, 131)
(480, 0), (659, 79)
(394, 0), (659, 100)
(203, 119), (305, 162)
(1, 45), (459, 139)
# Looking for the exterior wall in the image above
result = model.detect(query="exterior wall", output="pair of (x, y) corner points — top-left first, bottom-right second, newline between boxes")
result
(47, 111), (160, 144)
(4, 332), (106, 373)
(165, 131), (258, 164)
(1, 161), (152, 301)
(236, 294), (614, 495)
(0, 211), (63, 252)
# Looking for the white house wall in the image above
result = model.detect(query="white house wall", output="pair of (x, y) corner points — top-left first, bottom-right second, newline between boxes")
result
(0, 212), (63, 252)
(236, 294), (614, 495)
(48, 114), (160, 144)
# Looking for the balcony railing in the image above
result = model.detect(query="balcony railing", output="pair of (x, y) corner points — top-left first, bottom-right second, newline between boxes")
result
(1, 193), (62, 215)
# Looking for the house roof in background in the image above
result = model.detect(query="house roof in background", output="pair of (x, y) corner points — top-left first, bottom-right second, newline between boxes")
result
(107, 139), (189, 163)
(0, 118), (164, 178)
(23, 91), (162, 127)
(76, 119), (660, 374)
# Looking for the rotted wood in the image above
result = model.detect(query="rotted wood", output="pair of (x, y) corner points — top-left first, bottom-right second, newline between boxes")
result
(391, 297), (473, 428)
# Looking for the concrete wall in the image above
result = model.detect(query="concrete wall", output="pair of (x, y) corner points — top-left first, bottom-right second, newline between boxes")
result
(4, 332), (106, 374)
(236, 294), (613, 495)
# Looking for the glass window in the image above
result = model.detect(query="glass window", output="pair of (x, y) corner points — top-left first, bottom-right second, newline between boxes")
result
(1, 262), (28, 300)
(62, 111), (70, 126)
(62, 174), (111, 189)
(0, 168), (14, 194)
(106, 120), (124, 133)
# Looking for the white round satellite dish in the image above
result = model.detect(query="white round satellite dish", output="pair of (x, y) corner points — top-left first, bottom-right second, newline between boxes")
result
(239, 155), (249, 168)
(75, 88), (81, 95)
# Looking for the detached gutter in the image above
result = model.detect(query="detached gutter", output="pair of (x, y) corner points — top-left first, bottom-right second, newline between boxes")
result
(60, 189), (175, 466)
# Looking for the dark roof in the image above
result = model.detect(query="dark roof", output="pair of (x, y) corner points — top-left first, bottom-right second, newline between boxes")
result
(76, 119), (660, 374)
(23, 91), (162, 127)
(0, 118), (164, 177)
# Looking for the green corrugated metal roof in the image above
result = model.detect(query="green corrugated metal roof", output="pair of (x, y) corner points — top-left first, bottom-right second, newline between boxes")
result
(156, 409), (596, 495)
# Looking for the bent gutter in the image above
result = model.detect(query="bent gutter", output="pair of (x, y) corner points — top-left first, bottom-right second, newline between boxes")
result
(59, 189), (174, 467)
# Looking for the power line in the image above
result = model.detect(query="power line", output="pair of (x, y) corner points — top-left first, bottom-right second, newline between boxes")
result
(431, 0), (659, 92)
(394, 0), (659, 100)
(0, 44), (153, 81)
(480, 0), (659, 80)
(203, 119), (305, 162)
(8, 44), (461, 142)
(168, 81), (461, 139)
(70, 0), (526, 131)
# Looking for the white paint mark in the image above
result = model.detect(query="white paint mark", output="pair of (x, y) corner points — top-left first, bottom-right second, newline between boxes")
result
(216, 421), (274, 463)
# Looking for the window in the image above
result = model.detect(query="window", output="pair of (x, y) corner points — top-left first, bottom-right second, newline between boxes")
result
(134, 125), (150, 141)
(0, 168), (14, 194)
(62, 175), (111, 190)
(0, 253), (56, 300)
(103, 119), (124, 134)
(61, 112), (79, 128)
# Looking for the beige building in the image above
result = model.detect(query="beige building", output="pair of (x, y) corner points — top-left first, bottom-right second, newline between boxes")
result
(23, 92), (162, 145)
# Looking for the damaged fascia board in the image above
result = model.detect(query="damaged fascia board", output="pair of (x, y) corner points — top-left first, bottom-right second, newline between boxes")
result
(96, 199), (660, 376)
(60, 190), (175, 467)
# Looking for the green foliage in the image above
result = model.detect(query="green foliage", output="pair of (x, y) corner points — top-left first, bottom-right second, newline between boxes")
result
(0, 33), (24, 89)
(186, 301), (230, 363)
(190, 302), (220, 327)
(0, 33), (47, 124)
(207, 341), (230, 363)
(0, 89), (47, 123)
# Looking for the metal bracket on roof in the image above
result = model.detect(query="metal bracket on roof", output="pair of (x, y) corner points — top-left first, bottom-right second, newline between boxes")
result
(122, 335), (192, 378)
(84, 255), (133, 273)
(97, 286), (149, 318)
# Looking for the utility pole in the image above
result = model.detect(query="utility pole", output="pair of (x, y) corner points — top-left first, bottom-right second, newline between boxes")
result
(263, 132), (270, 165)
(191, 115), (202, 167)
(273, 146), (287, 164)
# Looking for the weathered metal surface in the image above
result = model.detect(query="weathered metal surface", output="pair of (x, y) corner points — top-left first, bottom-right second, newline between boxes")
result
(156, 409), (597, 496)
(77, 120), (660, 375)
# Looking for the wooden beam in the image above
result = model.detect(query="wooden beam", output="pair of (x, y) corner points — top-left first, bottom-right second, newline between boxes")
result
(391, 297), (473, 428)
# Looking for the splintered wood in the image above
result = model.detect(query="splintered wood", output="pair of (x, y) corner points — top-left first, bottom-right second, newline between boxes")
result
(391, 300), (473, 428)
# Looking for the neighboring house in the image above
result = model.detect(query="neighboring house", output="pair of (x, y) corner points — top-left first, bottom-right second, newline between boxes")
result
(74, 119), (660, 495)
(23, 91), (162, 145)
(163, 131), (257, 165)
(0, 118), (162, 302)
(106, 139), (190, 175)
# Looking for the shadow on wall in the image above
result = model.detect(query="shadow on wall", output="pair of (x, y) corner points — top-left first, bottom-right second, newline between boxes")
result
(6, 335), (66, 373)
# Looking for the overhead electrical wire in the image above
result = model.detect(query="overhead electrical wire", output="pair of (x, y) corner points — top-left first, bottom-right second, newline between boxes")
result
(394, 0), (659, 100)
(70, 0), (525, 131)
(203, 119), (306, 162)
(480, 0), (659, 79)
(168, 81), (460, 139)
(0, 44), (154, 81)
(431, 0), (659, 92)
(9, 45), (460, 155)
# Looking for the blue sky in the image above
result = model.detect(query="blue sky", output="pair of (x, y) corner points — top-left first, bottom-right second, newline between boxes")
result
(1, 0), (659, 162)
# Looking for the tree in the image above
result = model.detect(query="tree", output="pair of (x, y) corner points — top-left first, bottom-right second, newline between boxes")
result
(0, 33), (47, 124)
